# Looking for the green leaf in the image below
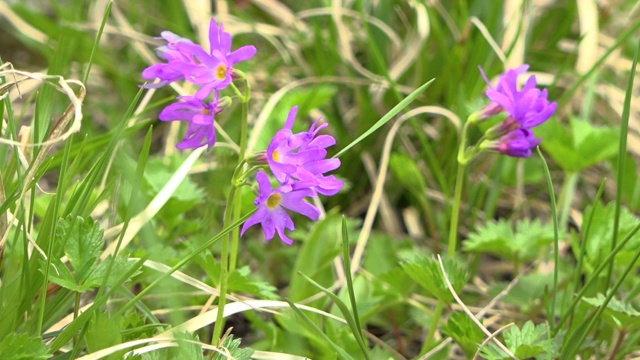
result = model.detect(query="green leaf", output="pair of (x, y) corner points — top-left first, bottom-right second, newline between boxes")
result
(582, 202), (640, 268)
(298, 271), (369, 359)
(40, 258), (92, 292)
(480, 321), (558, 360)
(59, 215), (104, 276)
(441, 312), (484, 359)
(538, 117), (618, 172)
(288, 214), (343, 302)
(464, 219), (557, 262)
(84, 256), (140, 288)
(212, 334), (254, 360)
(284, 298), (355, 360)
(389, 153), (427, 195)
(84, 312), (123, 360)
(228, 266), (278, 299)
(0, 333), (50, 360)
(582, 293), (640, 330)
(400, 255), (467, 303)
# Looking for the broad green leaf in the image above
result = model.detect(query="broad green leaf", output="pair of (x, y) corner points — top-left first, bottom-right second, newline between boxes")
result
(581, 202), (640, 268)
(0, 333), (49, 360)
(84, 256), (140, 288)
(84, 312), (123, 360)
(389, 153), (427, 195)
(582, 293), (640, 330)
(538, 117), (618, 172)
(288, 214), (343, 302)
(400, 255), (467, 303)
(464, 219), (557, 262)
(441, 312), (484, 359)
(40, 258), (93, 292)
(59, 215), (103, 276)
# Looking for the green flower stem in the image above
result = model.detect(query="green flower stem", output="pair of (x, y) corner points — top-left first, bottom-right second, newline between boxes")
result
(420, 115), (473, 355)
(448, 162), (466, 257)
(420, 301), (444, 355)
(212, 79), (251, 344)
(557, 171), (578, 229)
(229, 80), (251, 272)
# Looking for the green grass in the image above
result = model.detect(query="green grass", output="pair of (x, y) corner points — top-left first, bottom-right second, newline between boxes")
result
(1, 1), (640, 359)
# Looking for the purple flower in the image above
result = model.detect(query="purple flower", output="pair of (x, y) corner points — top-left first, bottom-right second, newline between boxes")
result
(266, 106), (343, 195)
(158, 94), (221, 150)
(172, 20), (256, 99)
(141, 20), (256, 98)
(240, 171), (320, 245)
(481, 128), (541, 158)
(479, 65), (556, 128)
(142, 32), (196, 89)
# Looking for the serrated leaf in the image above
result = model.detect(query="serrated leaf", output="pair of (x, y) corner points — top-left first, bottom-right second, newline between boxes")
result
(504, 321), (556, 359)
(464, 219), (557, 261)
(84, 312), (123, 359)
(228, 266), (278, 299)
(212, 334), (254, 360)
(441, 312), (484, 359)
(582, 293), (640, 330)
(84, 256), (140, 288)
(144, 156), (204, 204)
(59, 215), (104, 275)
(480, 321), (557, 360)
(400, 255), (467, 303)
(40, 258), (93, 292)
(0, 333), (50, 360)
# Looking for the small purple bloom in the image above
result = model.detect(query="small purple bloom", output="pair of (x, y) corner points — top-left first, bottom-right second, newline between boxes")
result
(240, 171), (320, 245)
(141, 32), (196, 89)
(266, 106), (343, 195)
(173, 20), (256, 99)
(159, 94), (221, 150)
(482, 128), (541, 158)
(479, 65), (556, 128)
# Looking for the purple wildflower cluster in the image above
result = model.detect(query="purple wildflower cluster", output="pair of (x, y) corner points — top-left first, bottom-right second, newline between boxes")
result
(478, 65), (556, 157)
(241, 106), (344, 245)
(142, 20), (256, 150)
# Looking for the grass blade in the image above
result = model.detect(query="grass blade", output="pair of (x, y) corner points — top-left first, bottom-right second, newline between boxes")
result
(333, 79), (434, 158)
(284, 298), (355, 360)
(341, 216), (369, 359)
(298, 271), (369, 359)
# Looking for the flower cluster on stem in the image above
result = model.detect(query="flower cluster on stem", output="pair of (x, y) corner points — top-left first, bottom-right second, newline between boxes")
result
(241, 106), (343, 244)
(141, 19), (256, 150)
(472, 64), (557, 159)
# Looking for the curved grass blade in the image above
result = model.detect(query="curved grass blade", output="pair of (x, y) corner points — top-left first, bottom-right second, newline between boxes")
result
(341, 216), (369, 359)
(333, 79), (434, 158)
(298, 271), (369, 359)
(605, 35), (639, 290)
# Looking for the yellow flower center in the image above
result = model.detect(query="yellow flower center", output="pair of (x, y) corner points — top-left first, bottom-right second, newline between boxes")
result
(271, 149), (281, 162)
(215, 64), (227, 80)
(266, 193), (282, 209)
(202, 108), (212, 115)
